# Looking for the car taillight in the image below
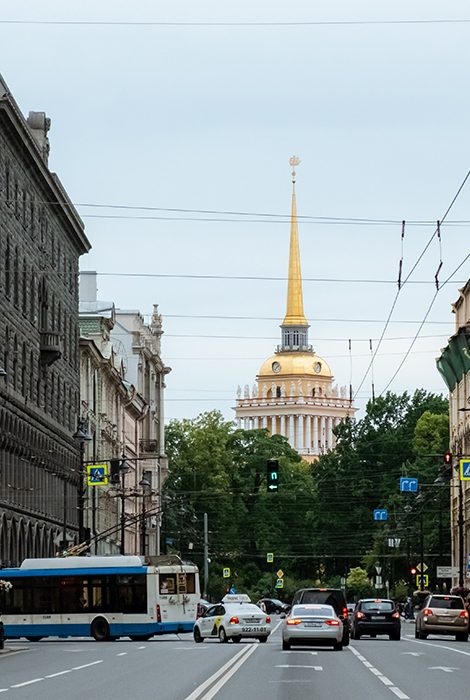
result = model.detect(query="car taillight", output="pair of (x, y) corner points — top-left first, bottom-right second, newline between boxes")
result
(325, 619), (340, 626)
(286, 618), (301, 625)
(229, 616), (239, 624)
(422, 608), (433, 616)
(459, 610), (469, 619)
(156, 604), (161, 623)
(342, 607), (348, 618)
(355, 611), (365, 619)
(266, 616), (271, 624)
(392, 612), (400, 619)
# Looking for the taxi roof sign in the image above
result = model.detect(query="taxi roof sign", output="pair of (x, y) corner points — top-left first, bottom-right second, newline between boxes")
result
(222, 594), (251, 603)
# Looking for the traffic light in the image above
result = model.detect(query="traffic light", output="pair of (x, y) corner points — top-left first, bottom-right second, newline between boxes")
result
(442, 452), (453, 480)
(110, 458), (121, 485)
(410, 567), (417, 576)
(267, 459), (279, 492)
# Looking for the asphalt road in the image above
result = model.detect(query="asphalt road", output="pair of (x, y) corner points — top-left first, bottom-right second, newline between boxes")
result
(1, 621), (469, 699)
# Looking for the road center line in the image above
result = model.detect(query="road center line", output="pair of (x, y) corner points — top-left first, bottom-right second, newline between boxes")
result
(198, 644), (258, 700)
(183, 645), (253, 700)
(406, 638), (470, 657)
(349, 646), (409, 700)
(45, 670), (73, 678)
(72, 660), (104, 671)
(11, 678), (44, 688)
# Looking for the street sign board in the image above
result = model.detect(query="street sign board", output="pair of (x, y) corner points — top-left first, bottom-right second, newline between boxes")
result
(275, 578), (284, 589)
(436, 566), (459, 578)
(223, 567), (230, 578)
(416, 562), (428, 573)
(267, 552), (274, 563)
(86, 464), (108, 486)
(376, 575), (382, 586)
(375, 566), (382, 575)
(276, 569), (284, 578)
(373, 509), (388, 521)
(460, 459), (470, 481)
(388, 537), (401, 548)
(400, 477), (419, 492)
(416, 574), (429, 587)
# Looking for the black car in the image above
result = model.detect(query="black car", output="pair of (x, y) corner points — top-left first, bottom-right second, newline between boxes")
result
(291, 588), (350, 646)
(351, 598), (401, 640)
(256, 598), (290, 615)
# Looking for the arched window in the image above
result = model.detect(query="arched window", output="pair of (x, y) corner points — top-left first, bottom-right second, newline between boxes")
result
(276, 386), (281, 398)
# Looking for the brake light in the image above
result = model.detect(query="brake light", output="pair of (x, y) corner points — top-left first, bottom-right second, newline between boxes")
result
(459, 610), (469, 619)
(325, 619), (340, 626)
(156, 604), (162, 623)
(266, 616), (271, 624)
(229, 616), (239, 624)
(342, 607), (348, 618)
(422, 608), (433, 616)
(392, 612), (400, 619)
(286, 618), (301, 625)
(355, 611), (365, 619)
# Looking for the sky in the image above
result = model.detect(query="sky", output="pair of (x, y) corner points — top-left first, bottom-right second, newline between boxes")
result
(1, 0), (469, 423)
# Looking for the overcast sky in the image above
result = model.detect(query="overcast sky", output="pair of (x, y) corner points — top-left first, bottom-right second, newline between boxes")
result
(1, 0), (469, 422)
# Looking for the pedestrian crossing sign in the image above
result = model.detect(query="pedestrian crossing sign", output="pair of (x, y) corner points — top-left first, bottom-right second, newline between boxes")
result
(86, 464), (109, 486)
(460, 459), (470, 481)
(416, 574), (429, 588)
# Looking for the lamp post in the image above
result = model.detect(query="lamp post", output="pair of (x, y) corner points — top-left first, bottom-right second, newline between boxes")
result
(119, 456), (131, 555)
(72, 420), (92, 545)
(139, 476), (151, 556)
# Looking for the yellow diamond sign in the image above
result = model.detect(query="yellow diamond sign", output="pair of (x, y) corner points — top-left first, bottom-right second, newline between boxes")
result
(276, 569), (284, 578)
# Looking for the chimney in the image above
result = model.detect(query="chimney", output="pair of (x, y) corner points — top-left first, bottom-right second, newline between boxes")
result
(26, 111), (51, 164)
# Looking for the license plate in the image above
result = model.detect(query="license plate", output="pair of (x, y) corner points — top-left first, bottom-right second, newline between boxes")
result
(304, 622), (321, 628)
(241, 626), (266, 633)
(371, 616), (385, 620)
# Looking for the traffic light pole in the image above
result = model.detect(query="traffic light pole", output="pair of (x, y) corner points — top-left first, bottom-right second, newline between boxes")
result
(419, 512), (424, 592)
(458, 477), (464, 587)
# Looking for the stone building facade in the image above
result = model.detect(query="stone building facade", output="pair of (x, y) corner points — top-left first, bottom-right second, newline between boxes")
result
(0, 75), (91, 565)
(79, 272), (170, 556)
(436, 279), (470, 586)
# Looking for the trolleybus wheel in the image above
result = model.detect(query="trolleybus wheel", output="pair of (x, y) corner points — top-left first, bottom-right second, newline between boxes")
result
(91, 617), (111, 642)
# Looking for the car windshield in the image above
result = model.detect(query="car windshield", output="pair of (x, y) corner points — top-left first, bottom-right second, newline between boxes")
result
(226, 604), (263, 613)
(362, 601), (394, 612)
(300, 591), (341, 608)
(430, 597), (464, 610)
(292, 605), (334, 617)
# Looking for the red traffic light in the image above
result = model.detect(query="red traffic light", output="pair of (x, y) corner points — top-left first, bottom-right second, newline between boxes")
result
(410, 567), (417, 575)
(443, 452), (452, 465)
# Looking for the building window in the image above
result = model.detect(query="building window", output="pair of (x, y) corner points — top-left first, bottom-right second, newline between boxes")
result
(276, 386), (281, 398)
(22, 259), (27, 315)
(13, 247), (19, 307)
(5, 235), (10, 296)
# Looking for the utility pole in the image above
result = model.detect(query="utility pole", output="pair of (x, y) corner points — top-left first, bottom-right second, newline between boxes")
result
(203, 512), (209, 598)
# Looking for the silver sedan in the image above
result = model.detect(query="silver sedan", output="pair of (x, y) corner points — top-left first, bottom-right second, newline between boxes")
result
(282, 604), (344, 651)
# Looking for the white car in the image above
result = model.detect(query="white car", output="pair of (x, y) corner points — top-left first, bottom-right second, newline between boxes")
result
(282, 603), (344, 650)
(193, 594), (272, 643)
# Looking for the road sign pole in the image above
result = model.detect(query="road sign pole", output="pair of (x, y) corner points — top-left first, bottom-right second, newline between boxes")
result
(420, 512), (424, 592)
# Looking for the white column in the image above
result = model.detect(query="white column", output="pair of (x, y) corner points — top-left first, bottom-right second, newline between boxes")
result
(305, 415), (311, 452)
(313, 416), (318, 454)
(243, 417), (249, 430)
(237, 417), (242, 429)
(253, 416), (260, 430)
(262, 416), (268, 430)
(280, 414), (286, 438)
(327, 416), (333, 450)
(288, 415), (295, 447)
(272, 415), (278, 434)
(320, 416), (325, 452)
(297, 415), (304, 450)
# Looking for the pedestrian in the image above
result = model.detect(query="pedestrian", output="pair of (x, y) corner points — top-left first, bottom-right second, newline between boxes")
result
(404, 596), (414, 620)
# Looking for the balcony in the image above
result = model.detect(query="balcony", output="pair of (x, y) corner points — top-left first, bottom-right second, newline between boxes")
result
(40, 330), (61, 366)
(139, 438), (158, 454)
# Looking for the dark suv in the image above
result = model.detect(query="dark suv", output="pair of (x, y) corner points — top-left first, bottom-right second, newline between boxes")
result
(351, 598), (401, 640)
(291, 588), (350, 645)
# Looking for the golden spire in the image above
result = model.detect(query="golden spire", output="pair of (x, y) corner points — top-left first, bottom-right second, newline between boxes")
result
(283, 156), (308, 327)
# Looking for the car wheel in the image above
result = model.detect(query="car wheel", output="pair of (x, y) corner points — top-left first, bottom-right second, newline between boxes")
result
(414, 627), (419, 639)
(342, 630), (350, 646)
(333, 641), (343, 651)
(282, 640), (290, 651)
(193, 627), (204, 643)
(218, 627), (229, 643)
(91, 617), (111, 642)
(389, 632), (401, 641)
(456, 632), (469, 642)
(258, 636), (268, 643)
(232, 635), (242, 643)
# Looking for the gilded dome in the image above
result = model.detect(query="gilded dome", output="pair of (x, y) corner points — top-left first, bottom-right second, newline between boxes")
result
(257, 352), (332, 378)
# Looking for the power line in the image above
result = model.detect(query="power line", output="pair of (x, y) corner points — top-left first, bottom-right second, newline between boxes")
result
(1, 18), (470, 27)
(163, 313), (449, 324)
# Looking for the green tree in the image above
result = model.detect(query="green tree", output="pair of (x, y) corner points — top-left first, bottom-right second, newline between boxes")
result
(346, 567), (374, 598)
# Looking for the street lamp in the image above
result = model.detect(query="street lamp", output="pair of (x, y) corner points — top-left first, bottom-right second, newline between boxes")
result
(139, 476), (151, 556)
(119, 456), (131, 555)
(72, 420), (92, 545)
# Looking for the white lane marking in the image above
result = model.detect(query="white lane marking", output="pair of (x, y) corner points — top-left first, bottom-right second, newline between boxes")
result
(197, 645), (257, 700)
(428, 666), (459, 673)
(117, 652), (127, 656)
(11, 678), (44, 688)
(406, 638), (470, 657)
(183, 645), (253, 700)
(138, 646), (146, 650)
(276, 664), (322, 670)
(349, 645), (409, 700)
(379, 677), (394, 686)
(269, 680), (312, 683)
(401, 651), (423, 656)
(45, 670), (73, 678)
(0, 690), (10, 693)
(284, 650), (318, 655)
(390, 689), (410, 699)
(72, 660), (104, 671)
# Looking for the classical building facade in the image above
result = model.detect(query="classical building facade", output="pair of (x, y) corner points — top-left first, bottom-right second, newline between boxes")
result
(0, 75), (91, 565)
(79, 271), (170, 556)
(235, 160), (355, 461)
(436, 279), (470, 586)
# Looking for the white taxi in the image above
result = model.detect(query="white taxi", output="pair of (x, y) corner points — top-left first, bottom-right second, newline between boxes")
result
(193, 594), (272, 643)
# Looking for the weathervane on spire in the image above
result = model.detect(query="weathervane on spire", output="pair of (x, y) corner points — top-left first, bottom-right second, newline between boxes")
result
(289, 155), (300, 184)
